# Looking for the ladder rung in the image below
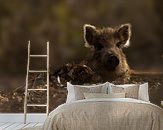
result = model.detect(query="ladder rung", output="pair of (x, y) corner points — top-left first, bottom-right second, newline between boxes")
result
(30, 55), (47, 57)
(29, 70), (47, 73)
(28, 89), (47, 91)
(27, 104), (47, 107)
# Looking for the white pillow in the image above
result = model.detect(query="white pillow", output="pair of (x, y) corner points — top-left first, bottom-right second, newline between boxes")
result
(113, 84), (136, 89)
(108, 82), (149, 102)
(107, 82), (113, 93)
(66, 82), (109, 103)
(66, 82), (76, 103)
(111, 84), (139, 99)
(138, 83), (149, 102)
(84, 92), (126, 99)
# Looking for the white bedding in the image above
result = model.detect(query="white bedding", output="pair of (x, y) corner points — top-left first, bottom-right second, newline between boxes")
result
(42, 98), (163, 130)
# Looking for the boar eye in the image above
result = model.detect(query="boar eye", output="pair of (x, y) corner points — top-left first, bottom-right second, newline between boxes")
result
(116, 42), (122, 48)
(94, 43), (104, 50)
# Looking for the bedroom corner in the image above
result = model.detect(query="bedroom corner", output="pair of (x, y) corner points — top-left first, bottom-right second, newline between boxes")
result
(0, 0), (163, 130)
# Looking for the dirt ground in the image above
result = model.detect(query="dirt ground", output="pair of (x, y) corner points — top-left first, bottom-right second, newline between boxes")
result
(0, 72), (163, 113)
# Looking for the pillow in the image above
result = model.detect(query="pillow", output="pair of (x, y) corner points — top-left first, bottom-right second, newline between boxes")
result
(113, 84), (136, 88)
(111, 84), (139, 99)
(107, 82), (114, 93)
(66, 82), (108, 103)
(108, 82), (149, 102)
(138, 83), (149, 102)
(84, 92), (125, 99)
(66, 82), (76, 103)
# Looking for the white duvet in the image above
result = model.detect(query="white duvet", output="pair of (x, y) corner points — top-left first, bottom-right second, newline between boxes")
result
(41, 98), (163, 130)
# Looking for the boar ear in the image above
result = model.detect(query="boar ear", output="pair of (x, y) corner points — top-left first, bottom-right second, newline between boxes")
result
(117, 23), (131, 48)
(83, 24), (97, 48)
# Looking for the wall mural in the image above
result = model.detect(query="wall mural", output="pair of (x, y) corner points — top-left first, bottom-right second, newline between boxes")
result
(0, 0), (163, 113)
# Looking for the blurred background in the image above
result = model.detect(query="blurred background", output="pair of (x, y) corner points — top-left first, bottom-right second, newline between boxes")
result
(0, 0), (163, 90)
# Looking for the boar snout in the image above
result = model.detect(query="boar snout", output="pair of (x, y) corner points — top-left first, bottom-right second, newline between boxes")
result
(104, 54), (119, 70)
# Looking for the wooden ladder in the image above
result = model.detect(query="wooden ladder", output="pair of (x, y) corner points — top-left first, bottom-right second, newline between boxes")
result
(24, 41), (50, 124)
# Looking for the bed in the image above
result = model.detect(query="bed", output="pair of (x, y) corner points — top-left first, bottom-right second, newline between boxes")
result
(41, 82), (163, 130)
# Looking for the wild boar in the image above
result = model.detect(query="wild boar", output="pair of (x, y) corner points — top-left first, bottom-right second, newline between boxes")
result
(83, 24), (131, 82)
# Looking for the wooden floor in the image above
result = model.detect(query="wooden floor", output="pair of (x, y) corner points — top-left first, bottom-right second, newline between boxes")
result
(0, 113), (46, 130)
(0, 122), (43, 130)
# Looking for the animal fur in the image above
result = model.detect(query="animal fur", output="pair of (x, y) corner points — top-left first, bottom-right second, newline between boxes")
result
(83, 24), (131, 82)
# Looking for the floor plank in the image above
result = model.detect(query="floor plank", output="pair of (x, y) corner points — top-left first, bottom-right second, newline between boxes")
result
(0, 113), (46, 123)
(0, 122), (44, 130)
(0, 122), (14, 130)
(3, 123), (21, 130)
(0, 123), (8, 129)
(0, 123), (6, 128)
(23, 123), (38, 129)
(13, 123), (30, 130)
(35, 123), (43, 127)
